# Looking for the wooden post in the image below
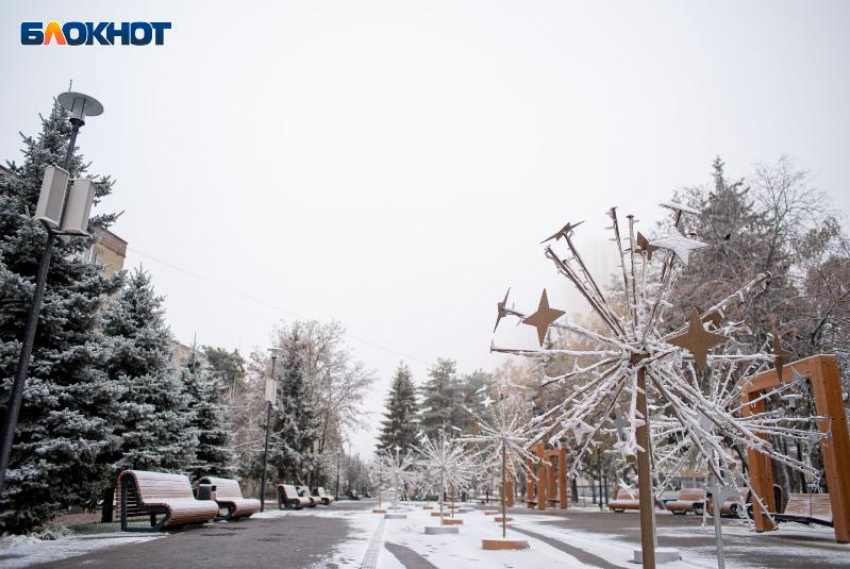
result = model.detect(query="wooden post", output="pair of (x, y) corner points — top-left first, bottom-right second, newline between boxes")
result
(636, 367), (656, 569)
(536, 442), (548, 511)
(547, 451), (557, 505)
(810, 357), (850, 543)
(742, 391), (777, 532)
(558, 447), (568, 509)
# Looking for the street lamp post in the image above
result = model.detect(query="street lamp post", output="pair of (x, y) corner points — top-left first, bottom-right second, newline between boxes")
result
(259, 348), (281, 512)
(0, 92), (103, 492)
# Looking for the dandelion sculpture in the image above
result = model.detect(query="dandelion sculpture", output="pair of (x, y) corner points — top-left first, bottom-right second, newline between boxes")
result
(463, 385), (542, 541)
(492, 204), (823, 568)
(417, 429), (477, 523)
(372, 448), (416, 515)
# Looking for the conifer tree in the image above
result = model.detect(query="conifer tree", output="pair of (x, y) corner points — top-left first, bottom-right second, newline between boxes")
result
(377, 362), (418, 452)
(0, 100), (120, 533)
(99, 269), (198, 476)
(265, 323), (319, 483)
(183, 346), (236, 479)
(418, 358), (461, 439)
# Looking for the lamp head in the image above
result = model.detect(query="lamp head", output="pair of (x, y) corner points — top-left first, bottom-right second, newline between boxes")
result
(58, 91), (104, 126)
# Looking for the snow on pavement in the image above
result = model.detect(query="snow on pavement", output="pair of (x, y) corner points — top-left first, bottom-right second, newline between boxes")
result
(0, 533), (162, 569)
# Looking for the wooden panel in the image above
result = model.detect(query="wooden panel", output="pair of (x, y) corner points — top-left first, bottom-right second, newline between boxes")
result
(741, 392), (776, 531)
(536, 443), (547, 511)
(558, 447), (568, 510)
(810, 356), (850, 543)
(199, 476), (244, 500)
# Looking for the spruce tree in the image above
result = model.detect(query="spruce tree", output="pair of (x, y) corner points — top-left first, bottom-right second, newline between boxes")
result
(265, 323), (318, 483)
(183, 346), (236, 479)
(418, 358), (461, 439)
(99, 269), (197, 476)
(0, 100), (120, 533)
(377, 362), (419, 452)
(673, 157), (794, 344)
(456, 369), (495, 432)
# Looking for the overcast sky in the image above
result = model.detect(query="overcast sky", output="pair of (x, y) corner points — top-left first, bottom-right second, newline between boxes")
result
(2, 1), (849, 456)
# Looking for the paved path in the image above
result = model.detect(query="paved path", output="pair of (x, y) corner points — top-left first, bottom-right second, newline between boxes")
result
(384, 542), (439, 569)
(29, 502), (371, 569)
(510, 525), (621, 568)
(501, 506), (850, 569)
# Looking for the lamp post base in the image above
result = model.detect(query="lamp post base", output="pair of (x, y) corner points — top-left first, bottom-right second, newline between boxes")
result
(425, 526), (459, 535)
(633, 548), (680, 565)
(482, 538), (529, 551)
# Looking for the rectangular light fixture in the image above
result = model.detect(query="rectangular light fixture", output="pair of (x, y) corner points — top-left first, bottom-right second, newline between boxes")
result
(60, 178), (95, 235)
(33, 165), (70, 228)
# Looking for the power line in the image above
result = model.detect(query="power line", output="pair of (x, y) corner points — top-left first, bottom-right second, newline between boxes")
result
(126, 247), (432, 366)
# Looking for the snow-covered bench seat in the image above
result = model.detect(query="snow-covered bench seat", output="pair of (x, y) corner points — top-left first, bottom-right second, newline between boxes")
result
(312, 486), (335, 505)
(118, 470), (218, 531)
(609, 488), (641, 512)
(297, 485), (319, 507)
(665, 488), (705, 515)
(198, 476), (261, 521)
(775, 493), (833, 527)
(707, 490), (746, 517)
(277, 484), (312, 509)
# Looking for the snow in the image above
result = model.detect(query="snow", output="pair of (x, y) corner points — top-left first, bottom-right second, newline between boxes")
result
(0, 533), (162, 569)
(4, 506), (847, 569)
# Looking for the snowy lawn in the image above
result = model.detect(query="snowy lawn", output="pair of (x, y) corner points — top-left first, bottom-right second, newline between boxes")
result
(273, 501), (848, 569)
(0, 532), (162, 569)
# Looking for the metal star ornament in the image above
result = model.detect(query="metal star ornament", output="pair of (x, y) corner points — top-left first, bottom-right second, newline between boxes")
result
(636, 232), (660, 261)
(771, 328), (792, 380)
(650, 228), (708, 266)
(494, 288), (511, 332)
(522, 289), (566, 346)
(541, 220), (585, 244)
(668, 308), (730, 371)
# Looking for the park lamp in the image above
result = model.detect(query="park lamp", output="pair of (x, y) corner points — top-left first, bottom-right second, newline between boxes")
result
(33, 91), (103, 236)
(34, 166), (95, 236)
(57, 91), (104, 126)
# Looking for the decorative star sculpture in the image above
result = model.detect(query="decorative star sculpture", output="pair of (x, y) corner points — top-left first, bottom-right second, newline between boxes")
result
(668, 308), (729, 371)
(771, 328), (792, 380)
(494, 288), (511, 332)
(660, 201), (701, 216)
(541, 220), (585, 244)
(522, 289), (565, 346)
(696, 305), (723, 329)
(650, 228), (708, 266)
(636, 232), (660, 261)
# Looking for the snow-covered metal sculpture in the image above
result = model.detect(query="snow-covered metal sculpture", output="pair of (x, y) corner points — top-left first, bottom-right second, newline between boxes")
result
(463, 385), (541, 538)
(417, 429), (477, 521)
(492, 204), (824, 568)
(373, 447), (416, 512)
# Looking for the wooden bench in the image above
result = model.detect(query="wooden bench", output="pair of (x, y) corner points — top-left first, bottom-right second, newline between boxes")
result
(297, 485), (319, 508)
(117, 470), (218, 531)
(609, 488), (640, 512)
(277, 484), (312, 509)
(707, 491), (745, 518)
(775, 493), (833, 527)
(197, 476), (261, 521)
(312, 487), (334, 505)
(665, 488), (705, 516)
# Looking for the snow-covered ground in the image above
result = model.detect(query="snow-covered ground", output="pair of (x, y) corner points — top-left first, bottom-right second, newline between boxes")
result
(282, 502), (847, 569)
(0, 533), (162, 569)
(4, 504), (845, 569)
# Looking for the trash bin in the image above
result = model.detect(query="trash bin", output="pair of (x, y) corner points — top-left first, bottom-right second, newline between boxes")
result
(198, 484), (217, 501)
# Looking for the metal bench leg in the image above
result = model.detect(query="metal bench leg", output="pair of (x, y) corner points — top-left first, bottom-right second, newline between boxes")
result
(120, 480), (128, 532)
(152, 509), (169, 532)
